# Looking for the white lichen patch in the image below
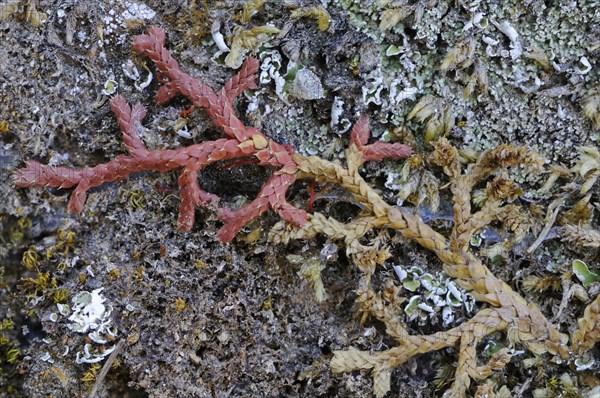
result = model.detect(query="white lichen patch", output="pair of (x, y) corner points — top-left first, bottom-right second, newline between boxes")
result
(68, 288), (113, 333)
(492, 19), (522, 60)
(575, 56), (592, 75)
(101, 0), (156, 45)
(211, 19), (230, 53)
(574, 357), (595, 371)
(362, 69), (385, 107)
(121, 0), (155, 20)
(359, 58), (423, 127)
(77, 343), (116, 364)
(102, 78), (118, 96)
(39, 289), (118, 365)
(393, 264), (475, 326)
(40, 351), (55, 364)
(389, 79), (419, 106)
(330, 96), (351, 135)
(57, 303), (70, 316)
(121, 59), (153, 91)
(59, 288), (119, 364)
(259, 49), (287, 100)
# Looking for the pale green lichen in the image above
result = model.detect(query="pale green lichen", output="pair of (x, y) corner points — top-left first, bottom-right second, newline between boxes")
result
(393, 264), (475, 326)
(572, 259), (600, 287)
(327, 0), (598, 161)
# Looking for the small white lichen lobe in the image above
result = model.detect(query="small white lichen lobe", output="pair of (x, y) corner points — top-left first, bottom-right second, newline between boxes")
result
(68, 288), (113, 334)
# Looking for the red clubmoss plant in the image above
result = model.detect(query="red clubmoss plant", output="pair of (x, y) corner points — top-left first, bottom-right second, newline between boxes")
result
(14, 27), (411, 243)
